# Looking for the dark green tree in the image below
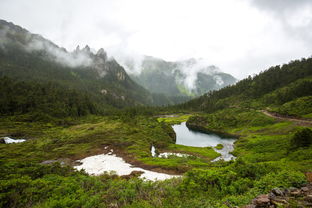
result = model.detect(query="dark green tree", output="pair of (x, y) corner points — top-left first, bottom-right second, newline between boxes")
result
(290, 128), (312, 149)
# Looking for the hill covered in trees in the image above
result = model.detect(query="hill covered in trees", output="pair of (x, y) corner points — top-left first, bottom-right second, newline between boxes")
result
(180, 57), (312, 118)
(0, 19), (167, 118)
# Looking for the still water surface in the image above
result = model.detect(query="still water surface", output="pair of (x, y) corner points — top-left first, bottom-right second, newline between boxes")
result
(172, 122), (236, 161)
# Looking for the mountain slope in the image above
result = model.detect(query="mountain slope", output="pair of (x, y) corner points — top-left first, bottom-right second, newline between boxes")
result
(181, 57), (312, 118)
(123, 56), (237, 98)
(0, 19), (155, 116)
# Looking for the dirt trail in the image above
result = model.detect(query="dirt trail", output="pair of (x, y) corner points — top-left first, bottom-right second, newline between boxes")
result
(260, 110), (312, 126)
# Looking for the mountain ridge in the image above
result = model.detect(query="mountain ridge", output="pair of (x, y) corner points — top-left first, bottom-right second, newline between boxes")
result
(118, 55), (237, 98)
(0, 19), (156, 117)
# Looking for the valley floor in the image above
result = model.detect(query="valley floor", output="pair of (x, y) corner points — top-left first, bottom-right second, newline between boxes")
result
(1, 108), (311, 208)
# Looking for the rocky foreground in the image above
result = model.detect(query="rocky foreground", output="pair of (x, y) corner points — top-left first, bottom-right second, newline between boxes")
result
(243, 178), (312, 207)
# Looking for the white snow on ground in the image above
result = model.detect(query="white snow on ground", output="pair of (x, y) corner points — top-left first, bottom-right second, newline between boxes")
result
(3, 137), (26, 144)
(212, 143), (236, 162)
(151, 146), (191, 158)
(74, 152), (180, 181)
(158, 152), (191, 158)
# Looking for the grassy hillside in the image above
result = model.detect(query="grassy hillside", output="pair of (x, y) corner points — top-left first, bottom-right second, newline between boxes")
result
(181, 57), (312, 118)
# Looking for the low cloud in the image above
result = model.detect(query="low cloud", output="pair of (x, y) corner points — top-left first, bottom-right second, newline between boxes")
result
(177, 59), (220, 90)
(26, 37), (93, 67)
(250, 0), (311, 12)
(1, 0), (312, 79)
(0, 22), (94, 68)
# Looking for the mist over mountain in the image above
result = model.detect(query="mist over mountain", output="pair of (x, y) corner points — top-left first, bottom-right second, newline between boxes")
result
(0, 19), (236, 108)
(0, 19), (159, 115)
(117, 55), (237, 97)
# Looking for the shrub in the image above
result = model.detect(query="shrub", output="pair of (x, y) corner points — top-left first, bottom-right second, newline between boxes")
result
(290, 128), (312, 149)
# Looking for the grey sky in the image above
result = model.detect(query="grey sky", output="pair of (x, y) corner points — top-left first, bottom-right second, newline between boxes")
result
(0, 0), (311, 79)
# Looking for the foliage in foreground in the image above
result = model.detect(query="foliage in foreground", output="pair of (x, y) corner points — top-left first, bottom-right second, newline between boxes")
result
(0, 159), (307, 208)
(1, 110), (310, 208)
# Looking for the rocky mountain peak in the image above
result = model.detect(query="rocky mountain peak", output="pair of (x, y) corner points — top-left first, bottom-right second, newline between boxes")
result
(74, 45), (80, 52)
(96, 48), (107, 60)
(82, 45), (91, 53)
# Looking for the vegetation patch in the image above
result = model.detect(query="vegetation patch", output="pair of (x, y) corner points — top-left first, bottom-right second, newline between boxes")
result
(157, 114), (192, 125)
(215, 144), (224, 150)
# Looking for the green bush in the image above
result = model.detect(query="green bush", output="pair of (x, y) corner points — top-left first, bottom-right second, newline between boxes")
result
(277, 96), (312, 117)
(253, 170), (306, 192)
(290, 128), (312, 149)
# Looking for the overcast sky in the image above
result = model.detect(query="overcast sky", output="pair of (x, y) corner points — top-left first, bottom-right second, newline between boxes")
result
(0, 0), (312, 79)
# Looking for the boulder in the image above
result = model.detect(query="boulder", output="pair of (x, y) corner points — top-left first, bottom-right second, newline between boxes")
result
(268, 192), (275, 199)
(242, 205), (256, 208)
(289, 187), (299, 192)
(304, 195), (312, 202)
(0, 138), (5, 144)
(41, 160), (58, 164)
(245, 184), (312, 208)
(306, 172), (312, 183)
(290, 191), (302, 197)
(271, 188), (284, 196)
(287, 187), (302, 197)
(252, 194), (270, 207)
(301, 187), (309, 192)
(270, 197), (288, 206)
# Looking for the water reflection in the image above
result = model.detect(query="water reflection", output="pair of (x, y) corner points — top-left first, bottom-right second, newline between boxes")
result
(172, 122), (236, 161)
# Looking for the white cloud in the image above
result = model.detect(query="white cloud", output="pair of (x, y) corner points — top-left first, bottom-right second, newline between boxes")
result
(0, 0), (312, 79)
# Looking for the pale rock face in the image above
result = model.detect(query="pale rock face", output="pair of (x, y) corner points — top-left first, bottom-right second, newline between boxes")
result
(117, 71), (125, 81)
(96, 48), (107, 60)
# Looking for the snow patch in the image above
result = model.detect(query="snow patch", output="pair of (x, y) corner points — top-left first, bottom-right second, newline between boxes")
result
(3, 137), (26, 144)
(212, 143), (236, 162)
(158, 152), (191, 158)
(151, 146), (157, 157)
(151, 146), (191, 158)
(74, 152), (179, 181)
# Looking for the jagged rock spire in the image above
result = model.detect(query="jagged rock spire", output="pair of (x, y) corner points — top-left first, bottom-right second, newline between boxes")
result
(73, 45), (80, 54)
(96, 48), (107, 60)
(82, 45), (91, 53)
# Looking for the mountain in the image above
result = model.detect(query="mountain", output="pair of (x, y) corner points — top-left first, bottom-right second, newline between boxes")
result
(0, 19), (157, 117)
(121, 56), (237, 98)
(180, 57), (312, 118)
